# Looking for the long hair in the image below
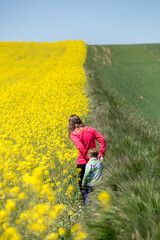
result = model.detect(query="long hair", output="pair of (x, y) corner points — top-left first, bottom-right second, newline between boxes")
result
(68, 114), (85, 138)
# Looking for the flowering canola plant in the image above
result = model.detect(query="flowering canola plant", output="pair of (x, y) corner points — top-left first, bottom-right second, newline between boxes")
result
(0, 40), (88, 239)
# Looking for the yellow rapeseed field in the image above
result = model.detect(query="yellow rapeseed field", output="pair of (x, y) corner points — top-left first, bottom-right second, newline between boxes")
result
(0, 40), (89, 239)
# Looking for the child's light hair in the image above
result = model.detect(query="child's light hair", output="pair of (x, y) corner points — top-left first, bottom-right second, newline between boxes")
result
(88, 148), (98, 158)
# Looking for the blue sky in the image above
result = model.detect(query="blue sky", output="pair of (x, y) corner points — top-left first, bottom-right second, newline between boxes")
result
(0, 0), (159, 44)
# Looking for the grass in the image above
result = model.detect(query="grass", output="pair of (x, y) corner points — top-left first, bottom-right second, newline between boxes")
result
(84, 44), (160, 240)
(87, 44), (160, 121)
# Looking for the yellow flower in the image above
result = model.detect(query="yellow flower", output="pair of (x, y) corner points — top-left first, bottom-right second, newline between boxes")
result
(46, 178), (51, 183)
(98, 191), (111, 210)
(44, 170), (50, 176)
(69, 211), (74, 216)
(58, 188), (63, 192)
(46, 232), (58, 240)
(1, 227), (21, 240)
(28, 217), (46, 235)
(32, 166), (43, 178)
(68, 185), (74, 191)
(2, 222), (10, 230)
(36, 203), (50, 216)
(58, 227), (66, 236)
(5, 199), (16, 212)
(64, 179), (67, 183)
(10, 186), (21, 196)
(77, 178), (81, 183)
(56, 182), (61, 186)
(41, 184), (52, 197)
(0, 210), (8, 223)
(63, 169), (68, 174)
(74, 231), (87, 240)
(19, 212), (28, 220)
(77, 168), (82, 173)
(50, 183), (55, 188)
(48, 195), (55, 203)
(22, 174), (42, 187)
(48, 210), (57, 221)
(66, 185), (74, 197)
(54, 204), (66, 215)
(71, 223), (82, 234)
(18, 192), (27, 201)
(68, 174), (73, 179)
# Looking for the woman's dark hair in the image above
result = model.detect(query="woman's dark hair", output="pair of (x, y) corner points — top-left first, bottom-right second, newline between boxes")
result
(68, 114), (85, 138)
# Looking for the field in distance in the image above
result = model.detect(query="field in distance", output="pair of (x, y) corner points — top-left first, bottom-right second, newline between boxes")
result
(87, 44), (160, 122)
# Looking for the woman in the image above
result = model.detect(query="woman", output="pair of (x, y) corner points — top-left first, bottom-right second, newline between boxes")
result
(68, 114), (106, 200)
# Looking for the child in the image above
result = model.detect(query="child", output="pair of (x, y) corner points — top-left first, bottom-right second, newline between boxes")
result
(82, 148), (104, 205)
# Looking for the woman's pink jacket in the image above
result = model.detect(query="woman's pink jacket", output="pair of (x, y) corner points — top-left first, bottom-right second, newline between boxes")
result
(70, 126), (106, 165)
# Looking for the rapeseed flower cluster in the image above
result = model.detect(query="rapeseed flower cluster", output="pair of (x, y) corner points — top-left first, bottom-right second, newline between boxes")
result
(0, 40), (88, 239)
(98, 191), (111, 211)
(71, 223), (87, 240)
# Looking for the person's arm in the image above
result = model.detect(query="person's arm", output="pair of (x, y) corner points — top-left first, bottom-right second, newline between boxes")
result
(94, 130), (106, 161)
(70, 133), (89, 161)
(82, 164), (91, 186)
